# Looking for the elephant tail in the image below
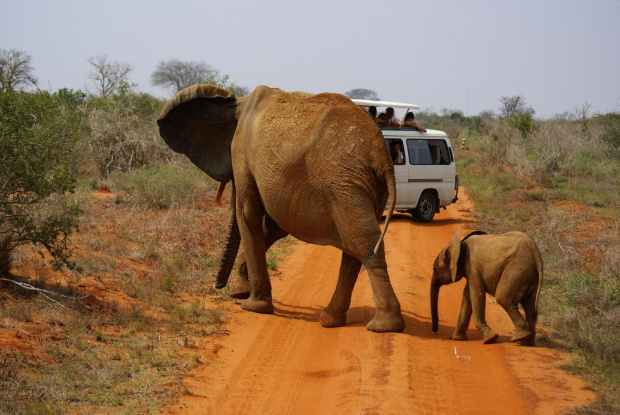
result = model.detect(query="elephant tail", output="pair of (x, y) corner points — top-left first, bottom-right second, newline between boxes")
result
(215, 181), (226, 206)
(373, 166), (396, 255)
(533, 247), (544, 323)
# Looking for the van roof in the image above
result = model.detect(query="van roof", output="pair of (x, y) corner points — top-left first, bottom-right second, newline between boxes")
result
(351, 99), (420, 110)
(381, 128), (448, 137)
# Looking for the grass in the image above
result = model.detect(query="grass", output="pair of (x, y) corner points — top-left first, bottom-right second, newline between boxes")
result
(0, 161), (235, 413)
(454, 118), (620, 414)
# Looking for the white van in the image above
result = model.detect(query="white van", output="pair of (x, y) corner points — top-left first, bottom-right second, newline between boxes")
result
(352, 99), (459, 222)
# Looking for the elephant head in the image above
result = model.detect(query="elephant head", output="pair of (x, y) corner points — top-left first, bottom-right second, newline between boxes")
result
(431, 230), (487, 332)
(157, 84), (245, 289)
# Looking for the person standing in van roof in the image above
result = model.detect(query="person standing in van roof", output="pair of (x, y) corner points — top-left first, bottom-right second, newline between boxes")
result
(386, 107), (401, 127)
(403, 112), (427, 132)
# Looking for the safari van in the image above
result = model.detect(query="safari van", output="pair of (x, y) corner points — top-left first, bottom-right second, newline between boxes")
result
(352, 99), (459, 222)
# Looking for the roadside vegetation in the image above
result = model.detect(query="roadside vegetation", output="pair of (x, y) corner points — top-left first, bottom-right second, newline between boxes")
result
(422, 100), (619, 414)
(1, 48), (618, 413)
(0, 49), (272, 414)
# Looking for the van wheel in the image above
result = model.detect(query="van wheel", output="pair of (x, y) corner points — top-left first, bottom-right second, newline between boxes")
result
(414, 191), (437, 222)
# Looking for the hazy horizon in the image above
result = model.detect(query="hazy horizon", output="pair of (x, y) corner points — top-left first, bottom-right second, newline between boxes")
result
(2, 0), (619, 118)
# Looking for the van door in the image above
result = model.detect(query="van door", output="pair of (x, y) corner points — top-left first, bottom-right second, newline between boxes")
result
(405, 138), (455, 206)
(385, 138), (410, 210)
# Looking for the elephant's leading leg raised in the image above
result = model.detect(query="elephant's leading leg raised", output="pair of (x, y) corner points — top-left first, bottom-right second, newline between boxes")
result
(469, 281), (499, 344)
(320, 252), (362, 328)
(451, 282), (473, 341)
(363, 244), (405, 333)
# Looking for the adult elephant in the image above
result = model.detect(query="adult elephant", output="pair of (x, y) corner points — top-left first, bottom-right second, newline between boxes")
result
(157, 84), (404, 332)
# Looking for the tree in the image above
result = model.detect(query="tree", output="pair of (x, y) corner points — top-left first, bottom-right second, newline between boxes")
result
(499, 95), (534, 118)
(0, 49), (37, 93)
(0, 89), (86, 273)
(344, 88), (380, 100)
(87, 55), (133, 98)
(151, 59), (249, 96)
(151, 59), (213, 93)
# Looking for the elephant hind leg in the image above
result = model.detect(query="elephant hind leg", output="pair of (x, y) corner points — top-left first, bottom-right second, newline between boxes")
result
(320, 252), (361, 328)
(496, 294), (531, 343)
(363, 245), (405, 333)
(519, 293), (537, 346)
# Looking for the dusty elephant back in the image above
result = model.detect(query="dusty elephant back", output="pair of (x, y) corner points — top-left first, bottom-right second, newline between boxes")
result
(233, 86), (395, 249)
(466, 231), (543, 296)
(239, 86), (393, 185)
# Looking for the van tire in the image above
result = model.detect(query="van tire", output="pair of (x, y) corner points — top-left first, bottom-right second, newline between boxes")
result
(413, 191), (437, 222)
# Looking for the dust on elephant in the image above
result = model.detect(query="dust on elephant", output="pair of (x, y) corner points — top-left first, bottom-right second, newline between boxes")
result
(430, 230), (543, 345)
(157, 84), (405, 332)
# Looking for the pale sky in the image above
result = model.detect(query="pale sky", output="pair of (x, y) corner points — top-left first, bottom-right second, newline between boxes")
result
(2, 0), (620, 118)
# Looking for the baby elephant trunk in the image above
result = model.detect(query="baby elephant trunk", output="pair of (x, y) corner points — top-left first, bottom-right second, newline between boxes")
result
(431, 281), (440, 332)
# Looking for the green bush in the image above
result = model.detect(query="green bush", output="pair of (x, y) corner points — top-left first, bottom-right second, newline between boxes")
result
(0, 89), (86, 270)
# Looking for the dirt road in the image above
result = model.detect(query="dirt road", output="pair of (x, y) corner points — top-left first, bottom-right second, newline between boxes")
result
(169, 191), (594, 414)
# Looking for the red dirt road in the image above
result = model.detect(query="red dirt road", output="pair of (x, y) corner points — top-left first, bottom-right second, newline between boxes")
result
(169, 191), (594, 414)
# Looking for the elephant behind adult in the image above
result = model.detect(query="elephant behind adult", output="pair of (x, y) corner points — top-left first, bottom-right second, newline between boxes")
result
(430, 230), (543, 345)
(158, 84), (405, 332)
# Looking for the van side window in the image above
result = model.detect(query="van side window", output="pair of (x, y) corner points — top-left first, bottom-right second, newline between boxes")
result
(387, 139), (406, 165)
(406, 139), (451, 165)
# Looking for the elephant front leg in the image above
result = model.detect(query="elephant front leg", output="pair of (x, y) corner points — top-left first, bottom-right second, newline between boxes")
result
(469, 280), (499, 344)
(237, 190), (274, 314)
(364, 247), (405, 333)
(320, 252), (362, 328)
(450, 282), (472, 341)
(231, 216), (288, 300)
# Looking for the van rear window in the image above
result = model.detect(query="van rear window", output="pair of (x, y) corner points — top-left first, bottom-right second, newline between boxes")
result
(406, 139), (450, 165)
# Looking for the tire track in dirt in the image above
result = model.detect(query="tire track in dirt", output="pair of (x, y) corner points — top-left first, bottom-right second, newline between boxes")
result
(168, 190), (594, 414)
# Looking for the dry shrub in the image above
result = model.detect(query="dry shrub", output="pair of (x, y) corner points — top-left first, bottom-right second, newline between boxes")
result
(106, 163), (218, 209)
(474, 119), (520, 163)
(87, 93), (174, 177)
(0, 235), (10, 276)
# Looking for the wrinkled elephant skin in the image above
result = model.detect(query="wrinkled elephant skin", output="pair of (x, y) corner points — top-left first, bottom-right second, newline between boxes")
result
(158, 84), (404, 332)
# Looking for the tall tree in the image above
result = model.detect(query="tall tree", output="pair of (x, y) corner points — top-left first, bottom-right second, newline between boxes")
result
(151, 59), (214, 93)
(344, 88), (380, 100)
(151, 59), (249, 96)
(87, 55), (133, 98)
(0, 48), (37, 93)
(499, 95), (534, 118)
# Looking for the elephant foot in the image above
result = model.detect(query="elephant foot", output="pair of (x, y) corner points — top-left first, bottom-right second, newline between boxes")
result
(511, 328), (532, 343)
(450, 332), (468, 341)
(367, 313), (405, 333)
(229, 277), (251, 299)
(519, 336), (535, 347)
(319, 311), (347, 328)
(241, 297), (274, 314)
(482, 331), (499, 344)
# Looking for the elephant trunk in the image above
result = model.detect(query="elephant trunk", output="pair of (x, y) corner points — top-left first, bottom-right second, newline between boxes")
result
(215, 184), (240, 289)
(215, 210), (240, 289)
(431, 281), (440, 332)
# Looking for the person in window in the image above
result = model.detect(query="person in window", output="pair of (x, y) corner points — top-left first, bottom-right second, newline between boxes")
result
(391, 142), (405, 165)
(385, 107), (401, 127)
(368, 106), (377, 119)
(377, 112), (388, 126)
(403, 112), (427, 132)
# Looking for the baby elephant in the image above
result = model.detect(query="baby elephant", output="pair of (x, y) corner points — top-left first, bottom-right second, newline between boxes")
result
(430, 230), (543, 345)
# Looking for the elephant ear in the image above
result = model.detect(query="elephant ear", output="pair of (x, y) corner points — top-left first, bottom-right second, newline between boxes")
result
(447, 230), (462, 283)
(157, 84), (240, 183)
